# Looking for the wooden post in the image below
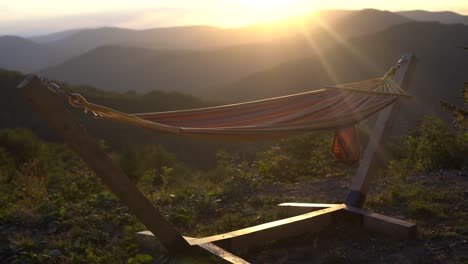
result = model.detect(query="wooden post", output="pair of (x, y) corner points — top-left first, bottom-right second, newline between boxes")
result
(17, 75), (193, 254)
(346, 53), (417, 207)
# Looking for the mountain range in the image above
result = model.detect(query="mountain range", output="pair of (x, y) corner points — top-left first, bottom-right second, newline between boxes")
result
(40, 9), (410, 93)
(1, 8), (467, 132)
(398, 10), (468, 24)
(0, 36), (69, 73)
(1, 8), (465, 74)
(1, 9), (466, 74)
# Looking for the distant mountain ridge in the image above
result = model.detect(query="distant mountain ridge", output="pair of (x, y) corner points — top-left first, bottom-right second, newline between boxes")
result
(398, 10), (468, 25)
(213, 21), (468, 100)
(43, 26), (223, 56)
(0, 9), (410, 74)
(40, 9), (410, 94)
(0, 36), (69, 72)
(38, 9), (410, 55)
(333, 9), (411, 37)
(30, 28), (85, 44)
(41, 41), (323, 93)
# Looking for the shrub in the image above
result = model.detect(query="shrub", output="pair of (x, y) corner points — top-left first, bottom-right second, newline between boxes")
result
(388, 116), (467, 175)
(255, 133), (350, 182)
(113, 144), (178, 182)
(0, 128), (42, 166)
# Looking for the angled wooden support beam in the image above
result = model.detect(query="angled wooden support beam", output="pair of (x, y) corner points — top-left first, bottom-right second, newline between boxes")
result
(17, 75), (193, 255)
(347, 53), (417, 208)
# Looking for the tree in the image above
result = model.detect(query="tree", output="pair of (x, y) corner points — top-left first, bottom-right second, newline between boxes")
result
(440, 47), (468, 131)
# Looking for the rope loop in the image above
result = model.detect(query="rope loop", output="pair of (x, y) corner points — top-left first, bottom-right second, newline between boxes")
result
(68, 93), (88, 108)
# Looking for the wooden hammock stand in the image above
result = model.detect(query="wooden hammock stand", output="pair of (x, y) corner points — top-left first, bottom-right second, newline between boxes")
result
(18, 53), (416, 263)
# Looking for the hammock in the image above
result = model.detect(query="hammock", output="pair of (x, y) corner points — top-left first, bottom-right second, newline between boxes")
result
(49, 67), (408, 165)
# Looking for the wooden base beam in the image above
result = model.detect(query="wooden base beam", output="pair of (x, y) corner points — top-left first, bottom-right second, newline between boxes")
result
(277, 202), (417, 240)
(138, 202), (416, 263)
(344, 206), (417, 240)
(138, 204), (345, 254)
(278, 203), (340, 217)
(190, 204), (345, 251)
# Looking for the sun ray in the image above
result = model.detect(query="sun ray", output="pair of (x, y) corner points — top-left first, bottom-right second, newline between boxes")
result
(293, 16), (341, 85)
(289, 13), (387, 135)
(308, 14), (380, 75)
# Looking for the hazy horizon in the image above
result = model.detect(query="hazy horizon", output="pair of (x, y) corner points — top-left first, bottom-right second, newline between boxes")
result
(1, 0), (468, 36)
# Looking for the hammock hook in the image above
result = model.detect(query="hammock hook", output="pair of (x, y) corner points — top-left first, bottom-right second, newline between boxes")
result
(397, 55), (409, 68)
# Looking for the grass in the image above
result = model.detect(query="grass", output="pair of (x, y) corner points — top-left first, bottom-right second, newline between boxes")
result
(0, 128), (285, 263)
(365, 170), (467, 263)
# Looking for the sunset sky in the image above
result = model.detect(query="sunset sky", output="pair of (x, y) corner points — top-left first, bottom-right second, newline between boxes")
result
(1, 0), (467, 36)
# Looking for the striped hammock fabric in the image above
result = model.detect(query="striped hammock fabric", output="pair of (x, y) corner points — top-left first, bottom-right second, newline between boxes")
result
(63, 68), (408, 165)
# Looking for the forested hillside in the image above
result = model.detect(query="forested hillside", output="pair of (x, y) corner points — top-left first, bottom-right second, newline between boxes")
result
(0, 68), (253, 168)
(0, 36), (69, 72)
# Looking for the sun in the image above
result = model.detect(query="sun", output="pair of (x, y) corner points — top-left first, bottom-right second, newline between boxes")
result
(238, 0), (300, 9)
(234, 0), (308, 23)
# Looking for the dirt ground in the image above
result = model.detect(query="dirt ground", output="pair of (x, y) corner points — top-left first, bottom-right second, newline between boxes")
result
(241, 171), (468, 264)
